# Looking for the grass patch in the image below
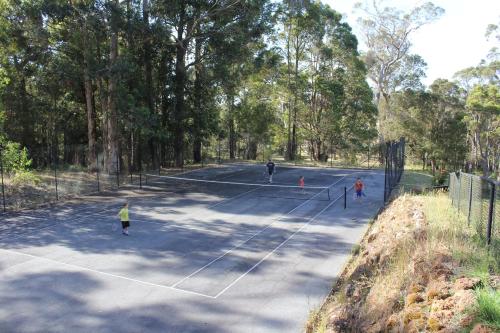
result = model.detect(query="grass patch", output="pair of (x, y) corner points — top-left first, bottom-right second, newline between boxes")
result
(475, 288), (500, 329)
(399, 170), (434, 194)
(351, 244), (361, 256)
(305, 308), (328, 333)
(421, 193), (498, 278)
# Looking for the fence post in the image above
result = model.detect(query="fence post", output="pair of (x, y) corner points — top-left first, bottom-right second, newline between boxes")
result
(0, 144), (6, 212)
(53, 148), (59, 201)
(448, 173), (457, 207)
(344, 186), (347, 209)
(457, 172), (462, 214)
(367, 144), (370, 169)
(486, 182), (495, 245)
(384, 147), (387, 202)
(467, 176), (473, 225)
(96, 153), (100, 192)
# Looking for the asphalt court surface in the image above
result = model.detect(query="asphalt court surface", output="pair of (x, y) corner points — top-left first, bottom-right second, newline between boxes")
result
(0, 163), (385, 332)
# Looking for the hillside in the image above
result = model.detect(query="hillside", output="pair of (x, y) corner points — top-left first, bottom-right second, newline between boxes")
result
(307, 193), (499, 332)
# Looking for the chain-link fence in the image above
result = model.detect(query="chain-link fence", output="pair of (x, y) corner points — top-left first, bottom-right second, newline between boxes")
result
(0, 137), (384, 211)
(384, 137), (405, 202)
(449, 171), (499, 247)
(0, 143), (139, 211)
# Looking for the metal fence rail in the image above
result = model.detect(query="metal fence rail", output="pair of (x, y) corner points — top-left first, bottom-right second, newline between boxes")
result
(449, 171), (498, 246)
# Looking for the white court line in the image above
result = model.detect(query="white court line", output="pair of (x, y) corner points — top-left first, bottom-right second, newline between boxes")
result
(0, 248), (216, 299)
(170, 175), (347, 288)
(207, 187), (260, 209)
(214, 191), (346, 298)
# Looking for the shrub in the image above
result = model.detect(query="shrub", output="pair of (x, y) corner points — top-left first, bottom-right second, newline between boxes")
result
(1, 138), (39, 185)
(432, 172), (447, 186)
(1, 141), (32, 173)
(11, 170), (40, 186)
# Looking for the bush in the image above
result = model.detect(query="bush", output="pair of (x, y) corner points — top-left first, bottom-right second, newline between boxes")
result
(1, 141), (32, 173)
(432, 171), (447, 186)
(1, 138), (39, 186)
(11, 170), (40, 186)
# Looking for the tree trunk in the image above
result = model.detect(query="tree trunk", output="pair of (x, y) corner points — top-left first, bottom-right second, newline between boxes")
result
(229, 120), (236, 159)
(97, 76), (108, 171)
(286, 20), (293, 161)
(143, 0), (153, 113)
(83, 43), (97, 171)
(192, 21), (203, 163)
(291, 36), (300, 160)
(107, 0), (120, 174)
(95, 40), (108, 171)
(245, 139), (258, 160)
(173, 4), (187, 168)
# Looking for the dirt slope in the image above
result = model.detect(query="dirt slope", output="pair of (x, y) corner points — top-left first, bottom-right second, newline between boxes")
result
(308, 195), (498, 333)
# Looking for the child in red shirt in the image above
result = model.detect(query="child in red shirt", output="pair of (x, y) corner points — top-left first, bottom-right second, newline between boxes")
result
(298, 176), (305, 193)
(354, 178), (365, 199)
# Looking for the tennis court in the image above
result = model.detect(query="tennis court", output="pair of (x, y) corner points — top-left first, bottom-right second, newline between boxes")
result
(0, 163), (384, 333)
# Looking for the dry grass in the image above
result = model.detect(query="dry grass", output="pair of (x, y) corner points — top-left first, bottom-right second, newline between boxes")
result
(305, 308), (328, 333)
(420, 193), (498, 278)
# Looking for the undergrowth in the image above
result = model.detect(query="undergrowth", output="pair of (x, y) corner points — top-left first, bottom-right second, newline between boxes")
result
(475, 288), (500, 329)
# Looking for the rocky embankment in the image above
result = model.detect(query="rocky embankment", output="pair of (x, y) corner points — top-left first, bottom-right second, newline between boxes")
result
(309, 195), (498, 333)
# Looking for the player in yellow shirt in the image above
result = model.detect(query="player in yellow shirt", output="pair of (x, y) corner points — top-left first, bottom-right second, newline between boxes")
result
(118, 202), (130, 235)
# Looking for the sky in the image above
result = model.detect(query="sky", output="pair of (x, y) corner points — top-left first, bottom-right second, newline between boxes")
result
(324, 0), (500, 86)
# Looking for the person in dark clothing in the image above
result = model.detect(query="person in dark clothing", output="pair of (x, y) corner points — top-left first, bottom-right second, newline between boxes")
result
(266, 159), (276, 183)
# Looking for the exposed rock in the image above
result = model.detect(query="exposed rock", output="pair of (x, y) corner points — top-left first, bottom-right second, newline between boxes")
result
(426, 280), (451, 301)
(314, 195), (486, 333)
(352, 287), (362, 302)
(488, 275), (500, 289)
(406, 292), (425, 305)
(385, 313), (400, 332)
(367, 232), (377, 243)
(454, 277), (482, 290)
(403, 305), (425, 325)
(345, 283), (354, 297)
(408, 282), (425, 293)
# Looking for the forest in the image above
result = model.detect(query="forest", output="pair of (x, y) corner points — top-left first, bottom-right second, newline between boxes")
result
(0, 0), (498, 179)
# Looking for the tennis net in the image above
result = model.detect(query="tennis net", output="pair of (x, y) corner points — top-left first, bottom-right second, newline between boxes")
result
(143, 174), (331, 201)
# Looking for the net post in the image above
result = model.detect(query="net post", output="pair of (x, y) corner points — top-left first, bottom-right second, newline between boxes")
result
(344, 186), (347, 209)
(139, 172), (142, 189)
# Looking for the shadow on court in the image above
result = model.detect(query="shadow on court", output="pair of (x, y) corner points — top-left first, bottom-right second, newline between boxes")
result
(0, 163), (385, 332)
